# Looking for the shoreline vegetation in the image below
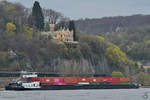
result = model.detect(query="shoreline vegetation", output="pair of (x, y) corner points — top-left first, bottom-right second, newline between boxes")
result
(0, 0), (150, 86)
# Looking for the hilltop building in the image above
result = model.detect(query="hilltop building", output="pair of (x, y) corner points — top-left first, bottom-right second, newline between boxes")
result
(41, 24), (77, 43)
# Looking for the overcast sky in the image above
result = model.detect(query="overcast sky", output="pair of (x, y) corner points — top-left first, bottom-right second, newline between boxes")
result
(6, 0), (150, 19)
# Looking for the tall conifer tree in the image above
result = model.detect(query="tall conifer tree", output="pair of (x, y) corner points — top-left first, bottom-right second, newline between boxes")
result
(69, 20), (77, 41)
(32, 1), (44, 30)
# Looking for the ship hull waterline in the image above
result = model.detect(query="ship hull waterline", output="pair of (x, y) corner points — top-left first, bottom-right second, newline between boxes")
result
(5, 84), (139, 91)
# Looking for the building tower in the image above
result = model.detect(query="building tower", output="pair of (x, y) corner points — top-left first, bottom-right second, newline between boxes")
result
(49, 24), (55, 32)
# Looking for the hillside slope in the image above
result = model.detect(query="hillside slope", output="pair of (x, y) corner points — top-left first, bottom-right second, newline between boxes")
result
(75, 15), (150, 65)
(0, 1), (139, 77)
(75, 15), (150, 34)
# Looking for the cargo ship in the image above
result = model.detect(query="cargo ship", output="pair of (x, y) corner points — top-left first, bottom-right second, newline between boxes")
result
(5, 72), (140, 90)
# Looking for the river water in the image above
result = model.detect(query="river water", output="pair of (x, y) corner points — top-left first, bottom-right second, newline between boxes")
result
(0, 88), (149, 100)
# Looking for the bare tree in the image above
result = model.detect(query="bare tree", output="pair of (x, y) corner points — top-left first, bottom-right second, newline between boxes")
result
(54, 17), (70, 30)
(43, 9), (63, 24)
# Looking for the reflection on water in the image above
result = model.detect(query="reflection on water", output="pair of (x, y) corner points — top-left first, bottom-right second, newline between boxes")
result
(143, 92), (148, 100)
(0, 88), (150, 100)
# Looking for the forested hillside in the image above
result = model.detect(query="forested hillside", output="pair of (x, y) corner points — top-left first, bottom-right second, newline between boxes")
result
(2, 1), (150, 85)
(0, 1), (139, 76)
(75, 15), (150, 65)
(75, 15), (150, 34)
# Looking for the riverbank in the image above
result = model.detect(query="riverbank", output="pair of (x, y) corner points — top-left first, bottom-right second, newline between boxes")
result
(141, 86), (150, 88)
(0, 88), (4, 91)
(0, 77), (17, 89)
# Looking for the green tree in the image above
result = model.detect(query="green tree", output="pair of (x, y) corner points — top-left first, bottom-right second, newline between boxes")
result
(0, 51), (9, 70)
(136, 72), (150, 86)
(69, 20), (77, 41)
(105, 45), (127, 64)
(69, 48), (82, 60)
(23, 25), (33, 40)
(31, 1), (44, 30)
(111, 71), (124, 77)
(96, 35), (105, 41)
(6, 22), (16, 37)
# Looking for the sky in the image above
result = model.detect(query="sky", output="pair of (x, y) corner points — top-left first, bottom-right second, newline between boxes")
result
(5, 0), (150, 19)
